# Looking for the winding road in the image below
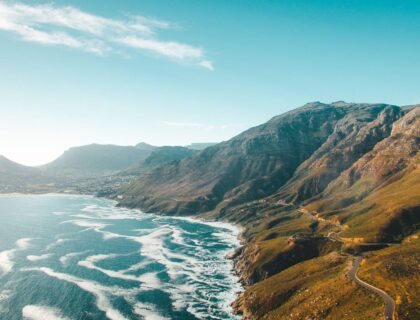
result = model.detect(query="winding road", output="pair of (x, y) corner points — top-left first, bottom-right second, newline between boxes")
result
(296, 207), (396, 320)
(348, 256), (396, 320)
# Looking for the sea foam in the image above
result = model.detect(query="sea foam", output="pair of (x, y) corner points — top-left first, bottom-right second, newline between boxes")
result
(0, 238), (31, 275)
(22, 305), (70, 320)
(24, 267), (135, 320)
(59, 250), (91, 265)
(3, 195), (242, 319)
(27, 254), (53, 262)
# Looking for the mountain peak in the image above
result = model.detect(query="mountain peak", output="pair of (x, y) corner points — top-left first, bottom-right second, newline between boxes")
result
(135, 142), (156, 150)
(331, 100), (352, 107)
(301, 101), (327, 108)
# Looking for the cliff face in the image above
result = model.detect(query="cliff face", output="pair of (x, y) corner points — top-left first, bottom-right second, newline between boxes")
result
(276, 104), (403, 203)
(329, 106), (419, 191)
(306, 106), (420, 241)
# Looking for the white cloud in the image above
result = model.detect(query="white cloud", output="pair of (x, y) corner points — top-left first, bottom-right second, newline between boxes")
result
(118, 37), (203, 60)
(0, 1), (212, 69)
(199, 60), (214, 71)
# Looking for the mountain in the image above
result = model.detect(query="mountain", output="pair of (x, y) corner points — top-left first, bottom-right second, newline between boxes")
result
(41, 143), (153, 178)
(135, 142), (157, 151)
(0, 142), (196, 194)
(123, 146), (197, 175)
(120, 102), (346, 213)
(142, 146), (196, 167)
(117, 102), (420, 320)
(0, 155), (35, 174)
(119, 102), (400, 214)
(0, 155), (41, 191)
(233, 106), (419, 320)
(304, 106), (420, 242)
(94, 145), (197, 197)
(185, 142), (217, 150)
(276, 103), (403, 203)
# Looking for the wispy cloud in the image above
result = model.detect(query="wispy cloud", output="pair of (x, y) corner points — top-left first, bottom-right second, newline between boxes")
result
(0, 1), (213, 70)
(162, 121), (203, 128)
(162, 121), (245, 130)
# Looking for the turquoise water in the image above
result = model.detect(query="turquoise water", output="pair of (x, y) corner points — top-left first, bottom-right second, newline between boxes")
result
(0, 194), (242, 320)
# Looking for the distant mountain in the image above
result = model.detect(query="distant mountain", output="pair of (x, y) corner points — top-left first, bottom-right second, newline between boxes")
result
(41, 143), (153, 177)
(0, 155), (41, 190)
(185, 143), (217, 150)
(125, 146), (196, 175)
(402, 103), (420, 111)
(135, 142), (157, 151)
(0, 141), (197, 192)
(0, 155), (38, 177)
(143, 146), (196, 167)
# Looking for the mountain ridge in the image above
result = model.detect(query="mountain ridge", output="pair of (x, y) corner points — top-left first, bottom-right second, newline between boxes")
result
(115, 102), (419, 320)
(118, 102), (408, 216)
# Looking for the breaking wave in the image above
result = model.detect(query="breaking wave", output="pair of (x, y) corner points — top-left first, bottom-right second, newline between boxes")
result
(0, 238), (31, 275)
(22, 305), (70, 320)
(0, 195), (242, 319)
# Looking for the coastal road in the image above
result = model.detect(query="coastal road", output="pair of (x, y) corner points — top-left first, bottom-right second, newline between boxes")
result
(298, 209), (395, 320)
(327, 231), (345, 243)
(297, 207), (396, 319)
(348, 256), (396, 320)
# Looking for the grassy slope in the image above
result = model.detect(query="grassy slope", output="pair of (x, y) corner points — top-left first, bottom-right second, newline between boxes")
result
(251, 211), (340, 272)
(358, 233), (420, 320)
(306, 161), (420, 242)
(341, 164), (420, 241)
(235, 252), (383, 320)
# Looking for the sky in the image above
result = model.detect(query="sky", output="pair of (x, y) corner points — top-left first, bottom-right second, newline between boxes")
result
(0, 0), (419, 166)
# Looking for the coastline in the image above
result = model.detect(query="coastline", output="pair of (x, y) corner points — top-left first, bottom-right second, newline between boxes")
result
(0, 191), (247, 318)
(0, 191), (94, 197)
(144, 213), (246, 318)
(0, 194), (245, 319)
(110, 197), (247, 318)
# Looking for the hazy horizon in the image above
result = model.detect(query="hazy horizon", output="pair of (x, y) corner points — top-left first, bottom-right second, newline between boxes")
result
(1, 0), (419, 165)
(0, 140), (222, 167)
(3, 99), (419, 167)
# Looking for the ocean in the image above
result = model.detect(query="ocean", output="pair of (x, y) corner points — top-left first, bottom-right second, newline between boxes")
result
(0, 194), (242, 320)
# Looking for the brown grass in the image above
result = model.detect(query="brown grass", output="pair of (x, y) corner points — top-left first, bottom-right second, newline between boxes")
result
(236, 253), (383, 320)
(358, 233), (420, 320)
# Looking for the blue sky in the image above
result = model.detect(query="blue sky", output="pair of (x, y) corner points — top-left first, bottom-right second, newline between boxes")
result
(0, 0), (419, 165)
